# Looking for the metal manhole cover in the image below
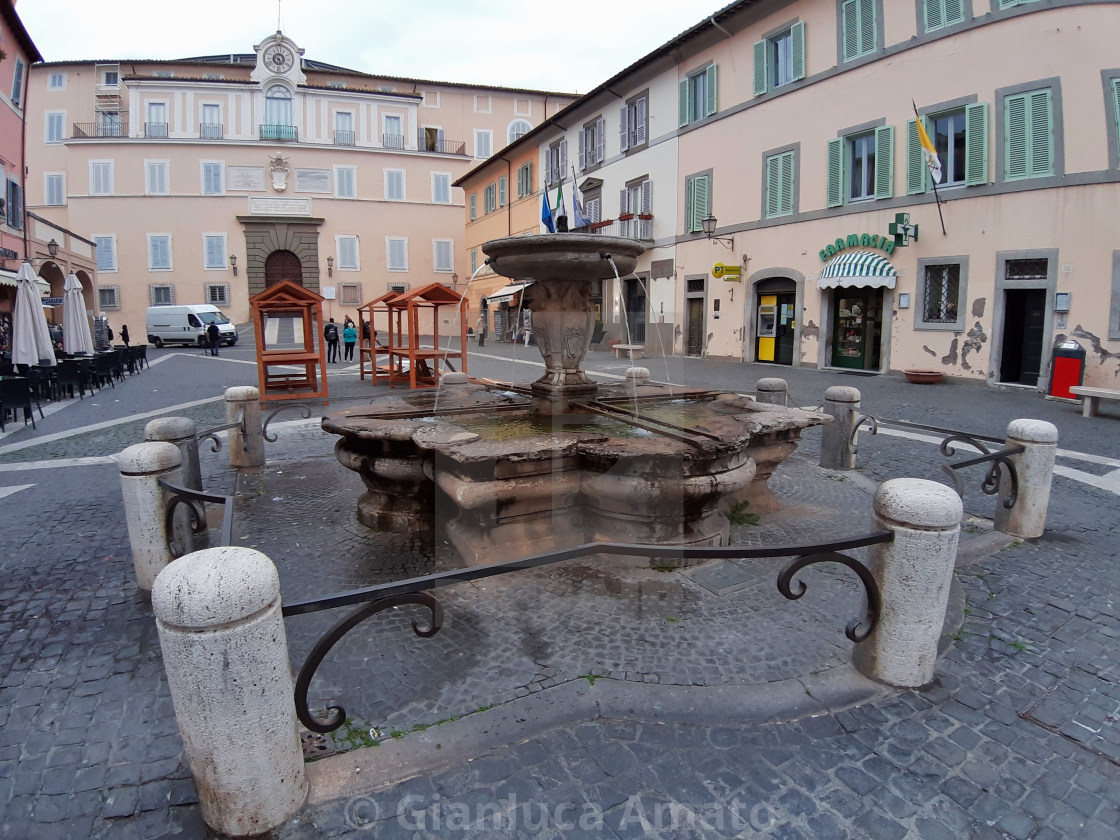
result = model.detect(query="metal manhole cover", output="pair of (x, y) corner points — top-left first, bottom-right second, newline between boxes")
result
(1020, 667), (1120, 766)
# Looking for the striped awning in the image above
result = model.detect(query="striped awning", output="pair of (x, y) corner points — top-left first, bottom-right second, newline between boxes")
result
(484, 282), (531, 305)
(817, 251), (897, 290)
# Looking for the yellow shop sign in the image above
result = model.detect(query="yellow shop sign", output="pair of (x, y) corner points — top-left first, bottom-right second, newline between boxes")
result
(712, 262), (742, 280)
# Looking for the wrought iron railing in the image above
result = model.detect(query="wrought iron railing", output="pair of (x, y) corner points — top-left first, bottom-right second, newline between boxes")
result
(262, 404), (314, 442)
(145, 122), (168, 138)
(850, 415), (1023, 508)
(333, 129), (355, 146)
(158, 479), (234, 560)
(261, 124), (298, 141)
(382, 133), (406, 150)
(73, 121), (127, 138)
(282, 533), (891, 733)
(200, 122), (223, 140)
(418, 134), (467, 155)
(195, 409), (247, 455)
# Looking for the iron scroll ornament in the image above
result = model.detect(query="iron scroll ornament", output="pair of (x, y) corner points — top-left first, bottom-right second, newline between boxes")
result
(263, 404), (314, 442)
(777, 551), (881, 643)
(293, 593), (443, 734)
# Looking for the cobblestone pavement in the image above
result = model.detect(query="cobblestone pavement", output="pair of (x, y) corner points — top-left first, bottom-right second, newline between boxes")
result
(0, 340), (1118, 839)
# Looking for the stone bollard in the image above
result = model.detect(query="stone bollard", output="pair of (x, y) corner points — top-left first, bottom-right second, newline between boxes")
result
(994, 419), (1058, 539)
(755, 377), (787, 406)
(152, 547), (307, 836)
(145, 417), (201, 490)
(118, 442), (186, 592)
(224, 386), (265, 468)
(853, 478), (962, 688)
(820, 385), (861, 471)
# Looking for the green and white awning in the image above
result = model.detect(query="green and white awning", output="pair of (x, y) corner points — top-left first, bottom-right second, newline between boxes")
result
(817, 251), (897, 290)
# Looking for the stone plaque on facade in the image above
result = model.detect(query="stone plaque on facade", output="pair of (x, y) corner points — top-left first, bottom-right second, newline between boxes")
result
(651, 258), (675, 279)
(227, 167), (267, 191)
(248, 197), (313, 216)
(294, 169), (330, 193)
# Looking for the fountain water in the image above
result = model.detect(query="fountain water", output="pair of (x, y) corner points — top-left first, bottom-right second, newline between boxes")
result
(323, 233), (827, 565)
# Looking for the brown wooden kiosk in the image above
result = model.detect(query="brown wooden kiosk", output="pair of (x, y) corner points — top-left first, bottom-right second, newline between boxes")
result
(357, 290), (395, 381)
(249, 280), (329, 402)
(378, 282), (468, 389)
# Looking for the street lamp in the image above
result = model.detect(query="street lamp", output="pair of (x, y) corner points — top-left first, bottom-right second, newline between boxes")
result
(326, 256), (334, 277)
(229, 254), (237, 276)
(701, 215), (734, 250)
(47, 239), (59, 257)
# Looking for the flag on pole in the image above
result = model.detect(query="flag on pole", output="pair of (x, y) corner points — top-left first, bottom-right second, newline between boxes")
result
(554, 180), (566, 221)
(541, 191), (556, 233)
(570, 167), (589, 229)
(914, 110), (942, 185)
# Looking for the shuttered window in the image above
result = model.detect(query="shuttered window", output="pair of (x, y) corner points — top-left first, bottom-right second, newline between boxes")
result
(579, 117), (605, 171)
(11, 60), (25, 106)
(923, 0), (965, 32)
(840, 0), (877, 62)
(764, 151), (795, 218)
(433, 239), (454, 272)
(754, 22), (805, 96)
(1004, 89), (1052, 180)
(386, 237), (407, 271)
(1113, 79), (1120, 165)
(335, 166), (357, 198)
(679, 65), (718, 127)
(385, 169), (405, 201)
(432, 172), (451, 204)
(338, 236), (360, 270)
(147, 235), (172, 271)
(45, 174), (65, 206)
(827, 125), (892, 206)
(907, 104), (987, 194)
(146, 161), (169, 195)
(684, 173), (710, 233)
(619, 95), (647, 151)
(203, 234), (226, 270)
(498, 176), (507, 207)
(201, 161), (223, 195)
(90, 161), (114, 195)
(619, 179), (653, 239)
(94, 236), (117, 272)
(517, 162), (533, 197)
(469, 194), (477, 220)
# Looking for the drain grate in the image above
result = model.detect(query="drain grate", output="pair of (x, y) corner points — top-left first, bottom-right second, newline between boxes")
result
(1020, 667), (1120, 767)
(300, 730), (339, 761)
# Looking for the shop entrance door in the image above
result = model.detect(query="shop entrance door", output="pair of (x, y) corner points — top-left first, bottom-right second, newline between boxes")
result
(999, 289), (1046, 386)
(775, 294), (796, 365)
(830, 287), (883, 370)
(686, 298), (704, 356)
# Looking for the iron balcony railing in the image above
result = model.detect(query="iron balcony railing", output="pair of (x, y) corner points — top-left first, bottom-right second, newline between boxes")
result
(418, 134), (467, 155)
(261, 124), (298, 141)
(333, 129), (356, 146)
(382, 132), (406, 150)
(72, 121), (126, 139)
(200, 122), (223, 140)
(576, 217), (654, 240)
(145, 122), (169, 138)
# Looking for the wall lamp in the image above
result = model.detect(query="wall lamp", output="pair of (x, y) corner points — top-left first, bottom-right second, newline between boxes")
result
(701, 215), (734, 250)
(47, 239), (60, 257)
(326, 256), (334, 277)
(229, 254), (238, 276)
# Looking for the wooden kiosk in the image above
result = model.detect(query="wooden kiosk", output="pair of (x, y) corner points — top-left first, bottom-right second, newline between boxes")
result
(357, 291), (395, 381)
(377, 282), (468, 389)
(249, 281), (329, 402)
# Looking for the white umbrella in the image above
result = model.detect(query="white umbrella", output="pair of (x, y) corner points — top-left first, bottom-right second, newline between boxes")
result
(12, 262), (56, 367)
(62, 273), (95, 355)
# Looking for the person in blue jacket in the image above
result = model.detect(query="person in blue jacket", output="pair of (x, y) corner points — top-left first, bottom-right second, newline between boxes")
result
(342, 320), (357, 361)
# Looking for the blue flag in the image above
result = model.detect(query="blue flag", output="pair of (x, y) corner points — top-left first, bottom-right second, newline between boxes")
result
(541, 192), (555, 233)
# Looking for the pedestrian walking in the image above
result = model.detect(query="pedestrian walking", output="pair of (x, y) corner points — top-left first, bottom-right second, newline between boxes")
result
(343, 321), (357, 362)
(477, 313), (487, 347)
(324, 318), (340, 363)
(206, 322), (221, 356)
(120, 324), (130, 347)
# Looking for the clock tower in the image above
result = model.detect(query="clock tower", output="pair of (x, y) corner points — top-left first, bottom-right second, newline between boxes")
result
(251, 32), (306, 85)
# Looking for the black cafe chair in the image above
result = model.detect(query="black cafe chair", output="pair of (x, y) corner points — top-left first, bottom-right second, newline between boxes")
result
(0, 376), (39, 430)
(55, 359), (85, 399)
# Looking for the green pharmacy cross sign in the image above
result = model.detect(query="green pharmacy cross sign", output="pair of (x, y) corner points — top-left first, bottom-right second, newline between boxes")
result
(888, 213), (918, 247)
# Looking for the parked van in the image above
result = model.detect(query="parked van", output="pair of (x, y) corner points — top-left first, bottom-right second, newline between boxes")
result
(145, 305), (238, 348)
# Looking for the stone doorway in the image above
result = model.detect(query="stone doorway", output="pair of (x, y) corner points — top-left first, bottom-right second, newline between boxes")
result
(265, 250), (304, 288)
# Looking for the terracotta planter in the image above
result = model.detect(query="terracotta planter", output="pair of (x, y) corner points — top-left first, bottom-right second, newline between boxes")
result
(904, 369), (944, 384)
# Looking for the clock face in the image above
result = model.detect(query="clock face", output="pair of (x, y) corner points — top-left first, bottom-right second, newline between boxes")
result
(264, 44), (294, 73)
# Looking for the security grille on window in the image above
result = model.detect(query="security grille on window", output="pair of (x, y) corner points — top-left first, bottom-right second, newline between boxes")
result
(149, 284), (175, 306)
(99, 286), (120, 310)
(339, 283), (362, 305)
(579, 117), (604, 171)
(204, 283), (230, 306)
(922, 265), (960, 323)
(545, 140), (567, 186)
(388, 282), (409, 294)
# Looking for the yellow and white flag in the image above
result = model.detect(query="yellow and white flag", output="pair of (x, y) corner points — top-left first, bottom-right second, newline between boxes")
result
(915, 118), (942, 185)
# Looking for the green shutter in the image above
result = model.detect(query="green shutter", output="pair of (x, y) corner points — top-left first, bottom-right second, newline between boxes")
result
(791, 22), (806, 82)
(685, 177), (695, 231)
(1005, 93), (1028, 179)
(694, 175), (710, 231)
(944, 0), (965, 25)
(874, 125), (894, 199)
(841, 0), (858, 61)
(1113, 79), (1120, 164)
(705, 65), (719, 116)
(923, 0), (944, 31)
(679, 79), (689, 127)
(779, 152), (794, 215)
(753, 40), (768, 96)
(906, 118), (927, 195)
(1028, 89), (1052, 176)
(964, 102), (988, 185)
(765, 155), (780, 217)
(859, 0), (877, 55)
(827, 137), (844, 207)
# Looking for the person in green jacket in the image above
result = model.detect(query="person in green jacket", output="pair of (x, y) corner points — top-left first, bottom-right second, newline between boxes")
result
(342, 321), (357, 361)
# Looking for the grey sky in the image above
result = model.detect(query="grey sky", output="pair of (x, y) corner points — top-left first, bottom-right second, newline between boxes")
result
(16, 0), (721, 93)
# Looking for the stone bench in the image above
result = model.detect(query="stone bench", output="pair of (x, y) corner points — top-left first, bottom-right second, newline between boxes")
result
(612, 343), (644, 360)
(1069, 386), (1120, 418)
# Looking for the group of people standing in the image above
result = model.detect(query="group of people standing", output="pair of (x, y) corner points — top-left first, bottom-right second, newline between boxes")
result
(324, 316), (358, 363)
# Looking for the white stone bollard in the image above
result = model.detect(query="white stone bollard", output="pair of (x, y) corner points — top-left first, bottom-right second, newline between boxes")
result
(145, 417), (201, 490)
(754, 377), (788, 406)
(224, 386), (265, 468)
(118, 442), (185, 592)
(152, 547), (307, 836)
(820, 385), (861, 471)
(994, 419), (1058, 539)
(853, 478), (962, 688)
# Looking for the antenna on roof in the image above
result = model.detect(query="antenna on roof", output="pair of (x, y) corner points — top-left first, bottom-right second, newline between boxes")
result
(277, 0), (283, 33)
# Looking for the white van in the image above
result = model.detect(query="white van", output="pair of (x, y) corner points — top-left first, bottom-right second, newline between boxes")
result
(146, 304), (238, 348)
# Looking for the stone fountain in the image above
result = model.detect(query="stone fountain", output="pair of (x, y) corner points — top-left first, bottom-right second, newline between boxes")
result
(322, 234), (827, 565)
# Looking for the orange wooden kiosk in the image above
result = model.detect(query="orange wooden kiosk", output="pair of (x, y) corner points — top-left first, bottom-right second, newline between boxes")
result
(249, 281), (329, 402)
(371, 282), (468, 389)
(357, 291), (395, 382)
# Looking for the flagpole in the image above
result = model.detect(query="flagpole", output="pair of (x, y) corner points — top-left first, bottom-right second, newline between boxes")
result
(913, 101), (947, 236)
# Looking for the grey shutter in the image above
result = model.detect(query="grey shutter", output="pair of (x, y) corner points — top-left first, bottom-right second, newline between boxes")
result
(754, 40), (768, 96)
(559, 139), (567, 176)
(874, 125), (894, 199)
(619, 104), (630, 152)
(639, 180), (652, 239)
(791, 22), (806, 81)
(705, 65), (719, 116)
(826, 138), (844, 207)
(906, 118), (927, 195)
(594, 117), (604, 164)
(964, 103), (988, 186)
(635, 97), (647, 145)
(679, 79), (689, 127)
(578, 130), (587, 171)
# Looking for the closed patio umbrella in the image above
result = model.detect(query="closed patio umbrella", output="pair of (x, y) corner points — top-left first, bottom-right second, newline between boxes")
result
(62, 273), (94, 355)
(12, 262), (56, 367)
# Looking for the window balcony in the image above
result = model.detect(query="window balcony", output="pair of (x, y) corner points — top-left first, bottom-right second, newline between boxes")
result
(382, 133), (406, 150)
(576, 216), (654, 240)
(418, 134), (467, 155)
(200, 122), (223, 140)
(145, 122), (168, 138)
(261, 124), (298, 141)
(333, 129), (356, 146)
(73, 120), (126, 138)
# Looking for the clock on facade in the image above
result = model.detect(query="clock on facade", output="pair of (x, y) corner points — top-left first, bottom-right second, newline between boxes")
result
(264, 43), (294, 73)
